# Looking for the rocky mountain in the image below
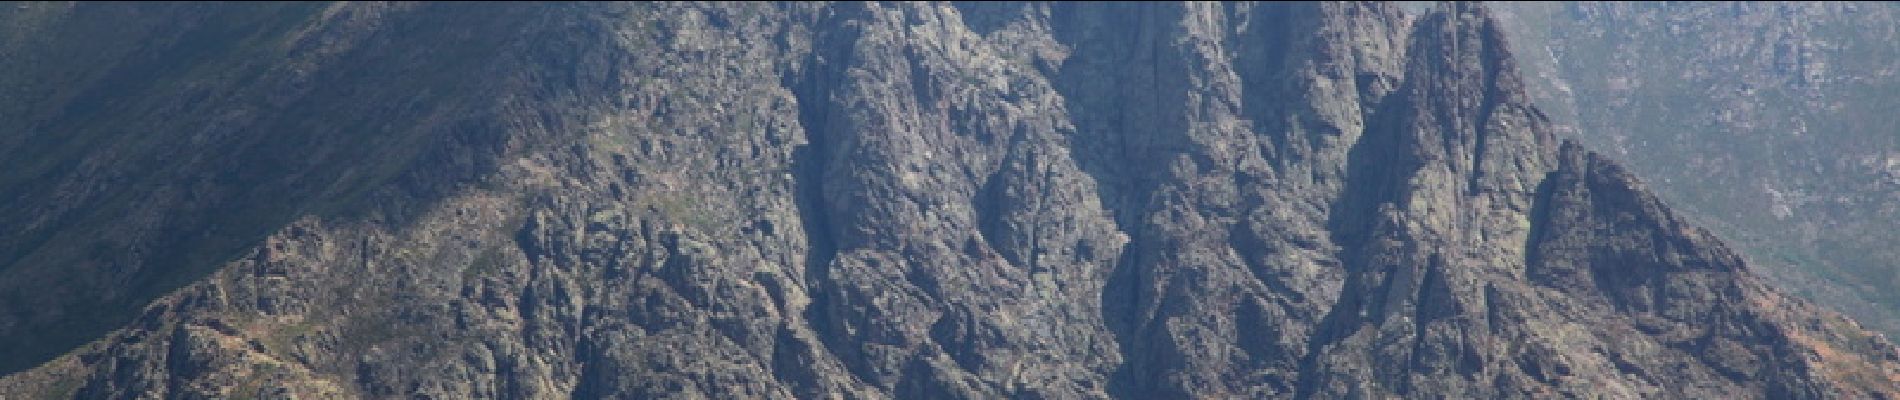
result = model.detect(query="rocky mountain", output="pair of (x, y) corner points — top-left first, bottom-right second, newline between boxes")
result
(1, 2), (1896, 398)
(1490, 2), (1900, 337)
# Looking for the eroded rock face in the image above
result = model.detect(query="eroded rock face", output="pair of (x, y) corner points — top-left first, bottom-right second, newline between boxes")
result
(1490, 1), (1900, 338)
(1, 2), (1896, 399)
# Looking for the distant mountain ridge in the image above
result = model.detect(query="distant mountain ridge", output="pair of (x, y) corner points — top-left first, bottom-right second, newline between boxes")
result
(1491, 1), (1900, 339)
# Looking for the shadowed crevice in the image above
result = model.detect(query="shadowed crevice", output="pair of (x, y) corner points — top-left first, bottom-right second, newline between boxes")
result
(783, 3), (875, 392)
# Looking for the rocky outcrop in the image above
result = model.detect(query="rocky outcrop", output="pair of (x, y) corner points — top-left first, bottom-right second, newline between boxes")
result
(1490, 1), (1900, 338)
(1, 2), (1896, 399)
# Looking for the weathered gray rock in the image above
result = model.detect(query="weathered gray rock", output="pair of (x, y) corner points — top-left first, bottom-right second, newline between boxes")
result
(1490, 1), (1900, 338)
(1, 2), (1896, 399)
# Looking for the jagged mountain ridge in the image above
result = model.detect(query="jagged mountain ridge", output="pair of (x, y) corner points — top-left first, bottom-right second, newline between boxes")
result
(1490, 1), (1900, 339)
(0, 2), (1896, 398)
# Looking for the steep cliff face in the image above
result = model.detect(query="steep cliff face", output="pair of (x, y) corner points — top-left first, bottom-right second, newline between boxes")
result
(1490, 1), (1900, 337)
(1, 2), (1896, 399)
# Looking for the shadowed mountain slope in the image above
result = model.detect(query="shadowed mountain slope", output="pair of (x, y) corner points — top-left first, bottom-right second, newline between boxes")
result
(1, 2), (1896, 398)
